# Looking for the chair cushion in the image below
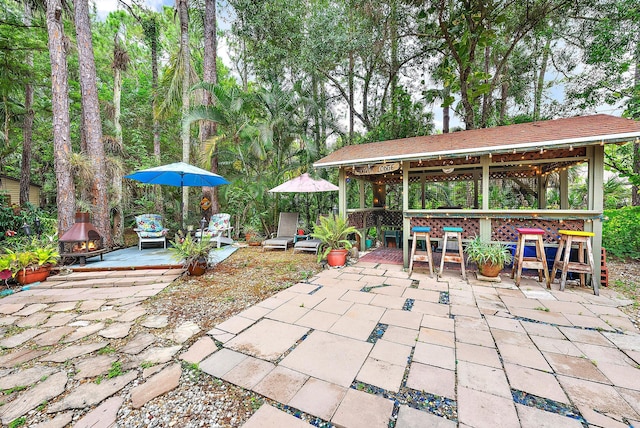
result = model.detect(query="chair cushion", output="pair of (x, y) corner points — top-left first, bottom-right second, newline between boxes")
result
(516, 227), (545, 235)
(208, 214), (231, 234)
(443, 226), (463, 232)
(138, 231), (166, 238)
(558, 229), (595, 237)
(135, 214), (166, 233)
(412, 226), (431, 233)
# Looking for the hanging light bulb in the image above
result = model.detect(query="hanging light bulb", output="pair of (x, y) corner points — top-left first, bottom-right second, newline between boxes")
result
(569, 145), (574, 151)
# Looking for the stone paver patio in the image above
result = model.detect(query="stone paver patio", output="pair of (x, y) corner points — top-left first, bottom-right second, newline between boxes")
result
(0, 256), (638, 427)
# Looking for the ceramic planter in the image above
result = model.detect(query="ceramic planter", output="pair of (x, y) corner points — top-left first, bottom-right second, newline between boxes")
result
(16, 266), (51, 285)
(479, 262), (502, 278)
(187, 259), (207, 276)
(326, 249), (348, 267)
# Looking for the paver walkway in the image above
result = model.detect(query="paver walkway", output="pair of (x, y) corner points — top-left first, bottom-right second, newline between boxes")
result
(0, 260), (638, 427)
(210, 263), (640, 428)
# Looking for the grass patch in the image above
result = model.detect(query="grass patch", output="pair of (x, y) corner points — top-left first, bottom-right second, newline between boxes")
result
(97, 346), (116, 355)
(107, 361), (122, 378)
(534, 306), (550, 312)
(8, 417), (26, 428)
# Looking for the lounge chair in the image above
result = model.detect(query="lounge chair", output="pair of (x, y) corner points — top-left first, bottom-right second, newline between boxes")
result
(262, 212), (299, 251)
(195, 213), (234, 248)
(134, 214), (169, 250)
(292, 214), (328, 254)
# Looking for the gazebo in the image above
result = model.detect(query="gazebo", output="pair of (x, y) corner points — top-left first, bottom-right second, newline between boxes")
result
(314, 114), (640, 293)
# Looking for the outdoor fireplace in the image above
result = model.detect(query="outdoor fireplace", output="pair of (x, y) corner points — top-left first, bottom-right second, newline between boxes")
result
(59, 213), (106, 266)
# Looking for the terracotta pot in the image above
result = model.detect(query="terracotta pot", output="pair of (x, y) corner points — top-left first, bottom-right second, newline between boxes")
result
(248, 241), (262, 246)
(16, 266), (50, 285)
(326, 249), (348, 267)
(187, 259), (207, 276)
(479, 262), (502, 278)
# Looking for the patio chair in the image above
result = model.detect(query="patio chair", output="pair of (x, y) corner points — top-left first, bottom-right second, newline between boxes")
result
(195, 213), (234, 248)
(262, 212), (299, 251)
(134, 214), (169, 250)
(292, 214), (328, 254)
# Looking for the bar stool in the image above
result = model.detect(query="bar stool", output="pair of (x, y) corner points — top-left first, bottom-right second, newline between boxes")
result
(409, 226), (434, 275)
(551, 230), (598, 295)
(511, 228), (550, 288)
(440, 226), (466, 280)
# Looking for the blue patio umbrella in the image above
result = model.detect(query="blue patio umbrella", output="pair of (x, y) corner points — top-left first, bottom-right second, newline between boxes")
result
(125, 161), (229, 187)
(125, 161), (229, 227)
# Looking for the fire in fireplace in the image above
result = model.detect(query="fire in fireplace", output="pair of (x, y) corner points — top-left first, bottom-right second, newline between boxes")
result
(59, 213), (106, 266)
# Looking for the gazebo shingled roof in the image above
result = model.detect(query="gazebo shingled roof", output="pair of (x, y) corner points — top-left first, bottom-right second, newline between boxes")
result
(314, 114), (640, 168)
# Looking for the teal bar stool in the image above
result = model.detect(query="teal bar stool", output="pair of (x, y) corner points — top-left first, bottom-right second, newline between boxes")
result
(440, 226), (466, 280)
(409, 226), (433, 275)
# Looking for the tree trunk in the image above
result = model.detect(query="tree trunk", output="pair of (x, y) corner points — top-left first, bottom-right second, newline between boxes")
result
(178, 0), (190, 227)
(534, 35), (551, 121)
(348, 51), (354, 145)
(46, 0), (75, 235)
(442, 86), (451, 134)
(75, 0), (110, 245)
(480, 45), (492, 128)
(632, 37), (640, 206)
(500, 80), (509, 124)
(150, 18), (163, 214)
(20, 1), (34, 207)
(201, 0), (218, 216)
(112, 39), (125, 247)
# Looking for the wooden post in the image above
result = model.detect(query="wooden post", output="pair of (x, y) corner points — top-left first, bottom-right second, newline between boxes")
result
(538, 173), (547, 209)
(402, 161), (410, 268)
(480, 155), (491, 241)
(560, 169), (569, 210)
(587, 145), (604, 295)
(338, 167), (347, 218)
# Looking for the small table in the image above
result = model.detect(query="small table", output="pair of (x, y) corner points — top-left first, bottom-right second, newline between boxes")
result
(384, 230), (401, 248)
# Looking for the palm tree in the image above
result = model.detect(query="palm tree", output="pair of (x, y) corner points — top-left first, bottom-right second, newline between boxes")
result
(111, 31), (130, 246)
(178, 0), (191, 227)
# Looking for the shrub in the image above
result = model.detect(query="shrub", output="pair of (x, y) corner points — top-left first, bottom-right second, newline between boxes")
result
(603, 206), (640, 259)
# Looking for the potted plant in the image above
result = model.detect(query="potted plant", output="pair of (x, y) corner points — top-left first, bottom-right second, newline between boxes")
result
(169, 234), (212, 276)
(465, 236), (513, 278)
(243, 224), (261, 244)
(311, 215), (362, 267)
(3, 243), (60, 285)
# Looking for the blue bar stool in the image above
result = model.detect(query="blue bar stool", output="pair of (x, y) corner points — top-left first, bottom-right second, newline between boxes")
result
(440, 226), (466, 280)
(409, 226), (433, 275)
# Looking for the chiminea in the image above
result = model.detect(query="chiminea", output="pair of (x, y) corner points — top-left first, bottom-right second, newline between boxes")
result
(59, 213), (105, 266)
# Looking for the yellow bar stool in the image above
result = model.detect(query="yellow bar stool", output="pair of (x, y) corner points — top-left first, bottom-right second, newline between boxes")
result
(551, 230), (598, 295)
(511, 227), (550, 288)
(440, 226), (466, 280)
(409, 226), (433, 275)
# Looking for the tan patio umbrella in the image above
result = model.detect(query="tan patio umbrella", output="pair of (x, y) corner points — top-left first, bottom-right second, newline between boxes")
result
(269, 173), (339, 229)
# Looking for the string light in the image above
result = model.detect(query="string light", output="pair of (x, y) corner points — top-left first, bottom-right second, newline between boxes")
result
(569, 145), (574, 151)
(488, 153), (492, 159)
(540, 148), (544, 154)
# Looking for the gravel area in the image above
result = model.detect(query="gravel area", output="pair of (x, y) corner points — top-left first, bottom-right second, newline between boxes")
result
(607, 259), (640, 329)
(116, 246), (323, 427)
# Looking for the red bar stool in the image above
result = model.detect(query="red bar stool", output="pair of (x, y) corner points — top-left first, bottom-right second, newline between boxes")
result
(440, 227), (466, 280)
(511, 228), (550, 288)
(409, 226), (433, 275)
(551, 230), (598, 295)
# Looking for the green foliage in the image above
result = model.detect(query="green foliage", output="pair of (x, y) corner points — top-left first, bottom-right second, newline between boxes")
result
(8, 417), (26, 428)
(464, 236), (513, 268)
(311, 215), (361, 261)
(169, 234), (212, 269)
(97, 346), (116, 355)
(107, 361), (123, 378)
(603, 207), (640, 259)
